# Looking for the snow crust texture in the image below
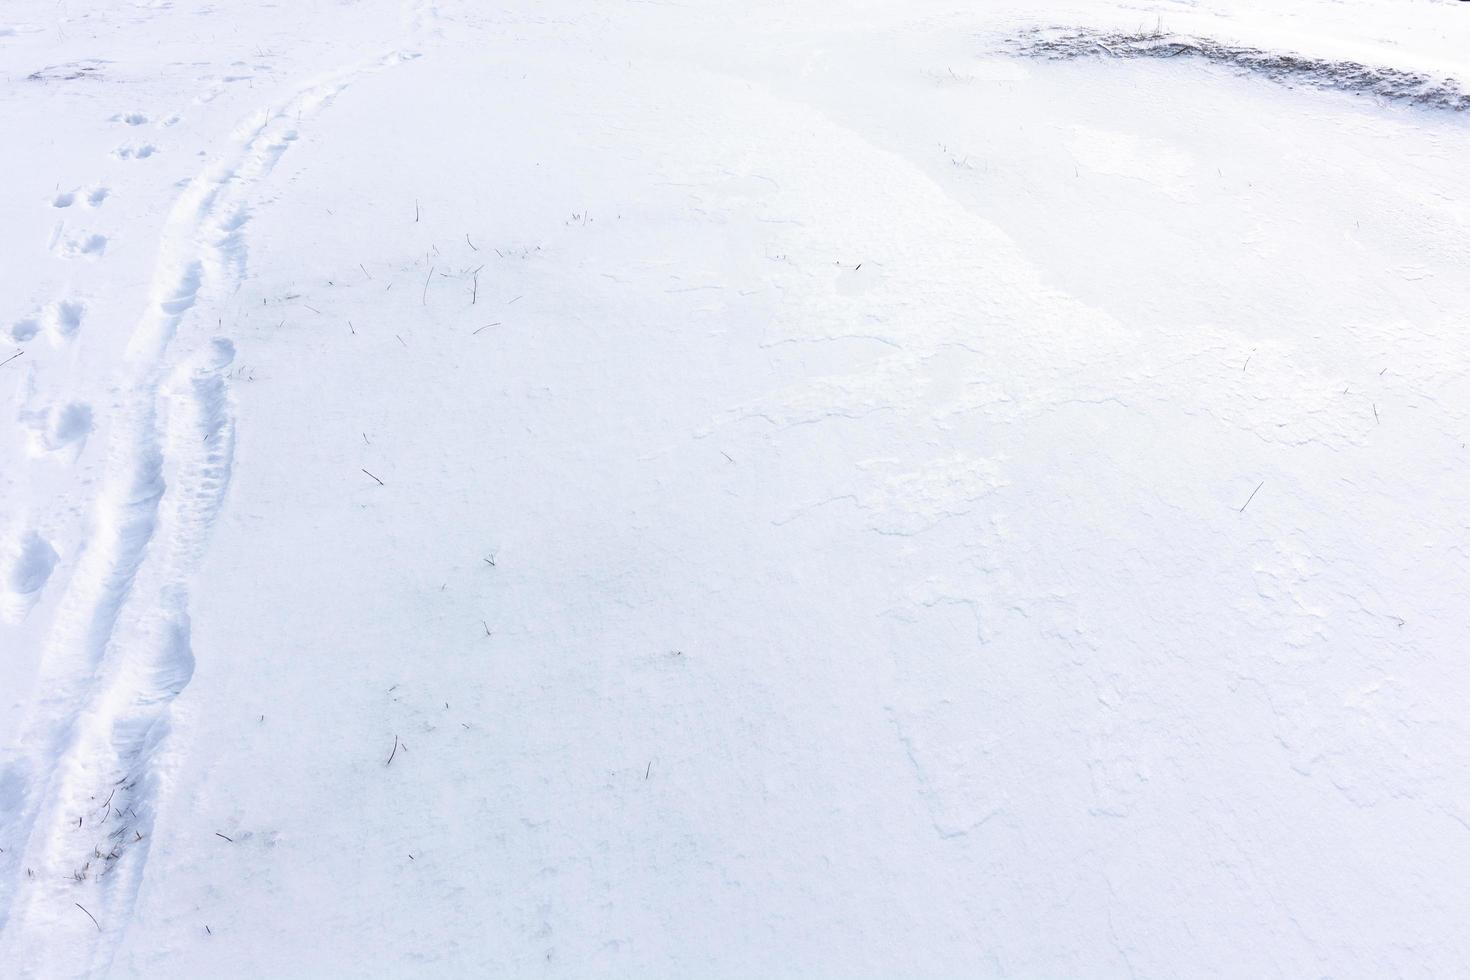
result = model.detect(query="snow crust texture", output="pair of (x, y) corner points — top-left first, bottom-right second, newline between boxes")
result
(1, 0), (1468, 976)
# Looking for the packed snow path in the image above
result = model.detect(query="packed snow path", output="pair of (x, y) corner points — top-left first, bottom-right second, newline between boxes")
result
(2, 0), (1468, 976)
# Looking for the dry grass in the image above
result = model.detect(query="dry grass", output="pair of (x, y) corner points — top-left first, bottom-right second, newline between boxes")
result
(1012, 28), (1470, 112)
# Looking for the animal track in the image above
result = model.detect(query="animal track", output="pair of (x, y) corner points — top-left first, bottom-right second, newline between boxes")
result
(114, 111), (149, 126)
(55, 232), (108, 258)
(0, 27), (431, 970)
(0, 530), (59, 624)
(47, 184), (106, 209)
(13, 300), (84, 342)
(20, 401), (93, 459)
(8, 317), (41, 342)
(48, 299), (84, 340)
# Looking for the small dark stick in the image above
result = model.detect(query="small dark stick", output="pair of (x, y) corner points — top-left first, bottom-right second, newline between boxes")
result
(422, 265), (434, 305)
(362, 468), (385, 486)
(472, 322), (500, 335)
(76, 904), (101, 932)
(1373, 403), (1379, 424)
(386, 734), (399, 766)
(466, 233), (478, 251)
(360, 263), (372, 280)
(215, 832), (233, 843)
(414, 200), (420, 223)
(0, 350), (23, 369)
(645, 761), (652, 780)
(1239, 481), (1264, 513)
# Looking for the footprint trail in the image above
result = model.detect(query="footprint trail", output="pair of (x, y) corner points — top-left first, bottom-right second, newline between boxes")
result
(0, 11), (434, 973)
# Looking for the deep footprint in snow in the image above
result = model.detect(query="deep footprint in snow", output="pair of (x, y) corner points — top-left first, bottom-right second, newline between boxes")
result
(12, 299), (85, 342)
(52, 185), (107, 209)
(0, 530), (59, 624)
(47, 299), (84, 340)
(201, 336), (236, 370)
(20, 401), (93, 459)
(54, 232), (108, 258)
(112, 144), (158, 160)
(8, 316), (41, 342)
(113, 111), (150, 126)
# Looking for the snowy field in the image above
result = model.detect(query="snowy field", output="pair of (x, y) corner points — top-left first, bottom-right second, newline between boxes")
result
(2, 0), (1469, 975)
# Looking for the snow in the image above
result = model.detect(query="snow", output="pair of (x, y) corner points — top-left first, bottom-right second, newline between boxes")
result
(2, 0), (1469, 975)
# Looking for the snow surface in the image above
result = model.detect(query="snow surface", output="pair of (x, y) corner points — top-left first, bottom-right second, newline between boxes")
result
(2, 0), (1470, 976)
